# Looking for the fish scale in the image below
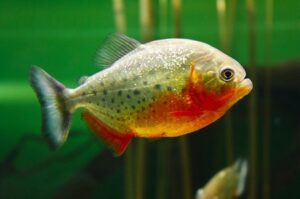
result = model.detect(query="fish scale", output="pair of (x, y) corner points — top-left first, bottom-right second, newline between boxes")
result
(30, 33), (252, 155)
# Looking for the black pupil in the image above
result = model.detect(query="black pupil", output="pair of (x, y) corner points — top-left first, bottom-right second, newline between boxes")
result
(224, 70), (232, 79)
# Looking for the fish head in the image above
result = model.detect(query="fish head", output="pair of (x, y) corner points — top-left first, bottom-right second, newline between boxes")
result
(193, 51), (253, 112)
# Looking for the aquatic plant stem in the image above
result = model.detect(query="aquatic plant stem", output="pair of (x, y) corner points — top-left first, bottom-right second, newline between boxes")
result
(172, 0), (181, 38)
(224, 112), (233, 163)
(263, 0), (273, 199)
(140, 0), (154, 42)
(125, 145), (134, 199)
(216, 0), (237, 164)
(112, 1), (133, 198)
(172, 0), (192, 199)
(113, 0), (127, 33)
(159, 0), (168, 38)
(179, 137), (192, 199)
(156, 1), (170, 199)
(217, 0), (228, 52)
(246, 0), (258, 199)
(156, 140), (171, 199)
(135, 1), (155, 199)
(135, 139), (146, 199)
(227, 0), (237, 52)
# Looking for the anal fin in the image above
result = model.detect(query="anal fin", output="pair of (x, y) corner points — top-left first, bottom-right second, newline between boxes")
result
(82, 111), (134, 156)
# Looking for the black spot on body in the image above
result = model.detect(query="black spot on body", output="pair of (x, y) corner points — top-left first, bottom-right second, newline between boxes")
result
(103, 90), (108, 95)
(143, 81), (148, 85)
(154, 84), (161, 90)
(118, 90), (123, 96)
(117, 109), (120, 113)
(111, 98), (115, 103)
(102, 98), (105, 102)
(167, 86), (173, 91)
(131, 105), (136, 110)
(92, 90), (97, 95)
(133, 89), (140, 95)
(127, 94), (131, 99)
(82, 92), (86, 96)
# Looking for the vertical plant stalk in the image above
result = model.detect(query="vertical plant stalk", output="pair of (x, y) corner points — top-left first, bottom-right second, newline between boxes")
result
(172, 1), (192, 198)
(156, 140), (171, 199)
(216, 0), (237, 164)
(125, 145), (134, 199)
(172, 0), (181, 37)
(140, 0), (154, 42)
(112, 1), (133, 198)
(216, 0), (234, 164)
(156, 1), (170, 199)
(217, 0), (228, 51)
(246, 0), (258, 199)
(263, 0), (273, 199)
(136, 1), (155, 199)
(113, 0), (127, 33)
(179, 137), (192, 199)
(224, 112), (233, 163)
(159, 0), (168, 38)
(135, 139), (146, 199)
(227, 0), (237, 51)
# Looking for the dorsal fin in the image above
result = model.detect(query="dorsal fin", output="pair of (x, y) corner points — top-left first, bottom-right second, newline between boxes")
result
(94, 33), (141, 68)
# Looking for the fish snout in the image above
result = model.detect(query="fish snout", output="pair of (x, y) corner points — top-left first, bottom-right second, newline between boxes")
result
(237, 78), (253, 96)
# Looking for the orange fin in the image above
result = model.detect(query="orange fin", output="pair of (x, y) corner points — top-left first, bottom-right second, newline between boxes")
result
(82, 111), (134, 156)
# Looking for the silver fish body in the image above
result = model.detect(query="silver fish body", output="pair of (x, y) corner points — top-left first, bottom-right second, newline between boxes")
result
(30, 34), (252, 154)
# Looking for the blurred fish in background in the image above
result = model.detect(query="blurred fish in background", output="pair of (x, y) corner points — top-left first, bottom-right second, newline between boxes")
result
(195, 159), (247, 199)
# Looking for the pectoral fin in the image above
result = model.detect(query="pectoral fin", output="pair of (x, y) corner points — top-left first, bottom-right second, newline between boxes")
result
(82, 111), (134, 156)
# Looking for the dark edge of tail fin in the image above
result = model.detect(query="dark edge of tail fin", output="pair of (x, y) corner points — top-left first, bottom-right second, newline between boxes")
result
(29, 65), (71, 149)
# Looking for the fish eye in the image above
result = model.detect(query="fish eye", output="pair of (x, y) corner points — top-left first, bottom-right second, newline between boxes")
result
(220, 67), (235, 82)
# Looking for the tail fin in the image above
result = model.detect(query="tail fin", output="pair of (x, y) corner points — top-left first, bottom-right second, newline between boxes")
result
(29, 66), (72, 149)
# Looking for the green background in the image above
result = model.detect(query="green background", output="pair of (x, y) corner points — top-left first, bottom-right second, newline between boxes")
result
(0, 0), (299, 198)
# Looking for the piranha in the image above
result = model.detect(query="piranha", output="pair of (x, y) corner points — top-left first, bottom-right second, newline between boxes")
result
(30, 33), (252, 155)
(195, 159), (248, 199)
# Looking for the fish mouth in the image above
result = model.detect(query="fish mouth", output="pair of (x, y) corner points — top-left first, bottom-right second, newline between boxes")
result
(237, 78), (253, 96)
